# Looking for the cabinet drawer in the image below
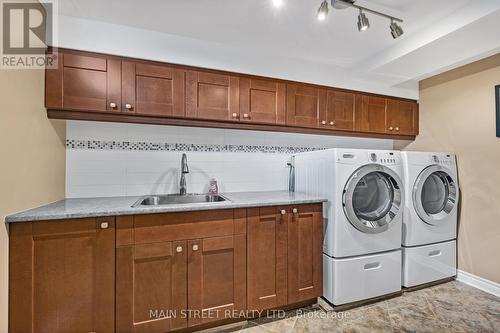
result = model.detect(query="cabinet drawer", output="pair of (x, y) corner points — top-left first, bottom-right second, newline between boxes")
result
(403, 240), (456, 287)
(325, 250), (401, 305)
(133, 210), (236, 245)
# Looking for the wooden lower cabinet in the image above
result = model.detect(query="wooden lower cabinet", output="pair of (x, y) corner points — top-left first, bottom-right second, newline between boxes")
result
(115, 210), (247, 332)
(247, 204), (323, 311)
(9, 204), (323, 333)
(247, 206), (288, 310)
(287, 205), (323, 303)
(187, 235), (246, 327)
(115, 241), (188, 333)
(9, 217), (115, 333)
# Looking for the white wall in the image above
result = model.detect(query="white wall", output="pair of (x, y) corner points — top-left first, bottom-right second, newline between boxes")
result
(66, 121), (394, 198)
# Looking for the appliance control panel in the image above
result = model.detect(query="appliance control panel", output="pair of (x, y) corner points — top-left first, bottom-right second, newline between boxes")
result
(431, 154), (454, 166)
(368, 152), (400, 165)
(337, 150), (401, 165)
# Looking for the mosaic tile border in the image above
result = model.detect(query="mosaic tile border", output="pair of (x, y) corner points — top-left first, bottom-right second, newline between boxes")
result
(66, 140), (324, 154)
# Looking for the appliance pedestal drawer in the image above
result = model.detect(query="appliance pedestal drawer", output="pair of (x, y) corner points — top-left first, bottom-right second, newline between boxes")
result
(323, 249), (401, 306)
(403, 240), (456, 288)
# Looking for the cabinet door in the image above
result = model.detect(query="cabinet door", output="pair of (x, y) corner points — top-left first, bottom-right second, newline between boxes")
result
(247, 207), (288, 310)
(322, 90), (355, 131)
(240, 78), (286, 124)
(116, 241), (187, 333)
(386, 99), (419, 135)
(56, 51), (121, 112)
(187, 235), (246, 327)
(287, 205), (323, 303)
(122, 61), (185, 116)
(186, 70), (239, 121)
(286, 84), (326, 128)
(9, 218), (115, 333)
(355, 95), (387, 133)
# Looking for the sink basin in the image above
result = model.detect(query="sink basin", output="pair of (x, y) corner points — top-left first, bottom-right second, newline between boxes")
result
(132, 194), (228, 207)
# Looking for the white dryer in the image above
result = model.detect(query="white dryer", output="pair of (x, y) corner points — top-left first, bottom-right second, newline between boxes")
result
(401, 151), (459, 287)
(295, 148), (404, 305)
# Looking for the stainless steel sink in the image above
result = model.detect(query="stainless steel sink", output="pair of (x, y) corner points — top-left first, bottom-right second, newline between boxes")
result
(132, 194), (228, 207)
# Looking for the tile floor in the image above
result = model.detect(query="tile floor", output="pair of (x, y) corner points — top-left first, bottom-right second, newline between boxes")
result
(223, 281), (500, 333)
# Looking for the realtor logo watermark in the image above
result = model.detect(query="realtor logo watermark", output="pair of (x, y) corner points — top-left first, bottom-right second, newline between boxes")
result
(1, 0), (58, 69)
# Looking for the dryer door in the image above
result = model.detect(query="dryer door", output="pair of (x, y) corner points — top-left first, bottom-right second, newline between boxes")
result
(343, 164), (403, 234)
(413, 165), (458, 225)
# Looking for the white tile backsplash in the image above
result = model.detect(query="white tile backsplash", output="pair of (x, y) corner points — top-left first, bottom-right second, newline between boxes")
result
(66, 121), (394, 198)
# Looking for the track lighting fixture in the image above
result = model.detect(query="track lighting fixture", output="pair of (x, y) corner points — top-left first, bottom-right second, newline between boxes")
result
(357, 9), (369, 31)
(316, 0), (404, 39)
(317, 0), (329, 21)
(390, 19), (404, 39)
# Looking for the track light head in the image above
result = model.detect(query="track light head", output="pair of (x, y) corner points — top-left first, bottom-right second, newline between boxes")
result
(357, 10), (370, 31)
(317, 0), (329, 21)
(390, 20), (404, 39)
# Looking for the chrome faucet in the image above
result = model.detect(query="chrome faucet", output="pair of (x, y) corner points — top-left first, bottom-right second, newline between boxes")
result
(179, 153), (189, 195)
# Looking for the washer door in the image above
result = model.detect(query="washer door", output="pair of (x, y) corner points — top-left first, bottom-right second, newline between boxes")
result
(343, 164), (403, 234)
(413, 165), (458, 225)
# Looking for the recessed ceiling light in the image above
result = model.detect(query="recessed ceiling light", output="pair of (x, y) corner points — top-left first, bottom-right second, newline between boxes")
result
(272, 0), (284, 8)
(317, 0), (329, 21)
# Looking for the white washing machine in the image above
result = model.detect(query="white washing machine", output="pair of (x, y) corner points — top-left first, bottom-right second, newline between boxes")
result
(294, 148), (404, 305)
(401, 151), (459, 287)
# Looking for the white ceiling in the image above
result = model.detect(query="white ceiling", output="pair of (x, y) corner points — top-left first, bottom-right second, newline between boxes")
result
(55, 0), (500, 99)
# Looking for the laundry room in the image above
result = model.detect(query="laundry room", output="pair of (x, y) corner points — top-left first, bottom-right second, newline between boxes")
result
(1, 1), (499, 332)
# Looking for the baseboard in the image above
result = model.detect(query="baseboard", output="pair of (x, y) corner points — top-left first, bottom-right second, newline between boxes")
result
(456, 270), (500, 297)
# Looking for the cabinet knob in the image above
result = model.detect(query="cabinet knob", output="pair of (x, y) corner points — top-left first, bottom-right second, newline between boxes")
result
(395, 127), (400, 131)
(176, 246), (183, 253)
(125, 103), (132, 110)
(388, 127), (393, 131)
(329, 121), (335, 126)
(100, 222), (109, 229)
(292, 208), (298, 214)
(109, 102), (117, 108)
(232, 112), (238, 118)
(321, 120), (326, 125)
(192, 244), (199, 251)
(243, 113), (249, 119)
(280, 209), (286, 215)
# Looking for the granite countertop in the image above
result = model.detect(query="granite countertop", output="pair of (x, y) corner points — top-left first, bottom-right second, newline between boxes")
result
(4, 191), (327, 223)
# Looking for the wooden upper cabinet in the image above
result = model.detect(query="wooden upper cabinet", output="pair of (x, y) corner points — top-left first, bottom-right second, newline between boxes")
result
(287, 205), (323, 304)
(9, 218), (115, 333)
(286, 84), (326, 128)
(355, 94), (388, 133)
(187, 235), (246, 327)
(239, 78), (286, 125)
(45, 49), (419, 139)
(116, 241), (188, 333)
(46, 51), (121, 112)
(387, 99), (419, 135)
(321, 90), (355, 131)
(247, 206), (288, 311)
(186, 70), (239, 121)
(121, 61), (185, 117)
